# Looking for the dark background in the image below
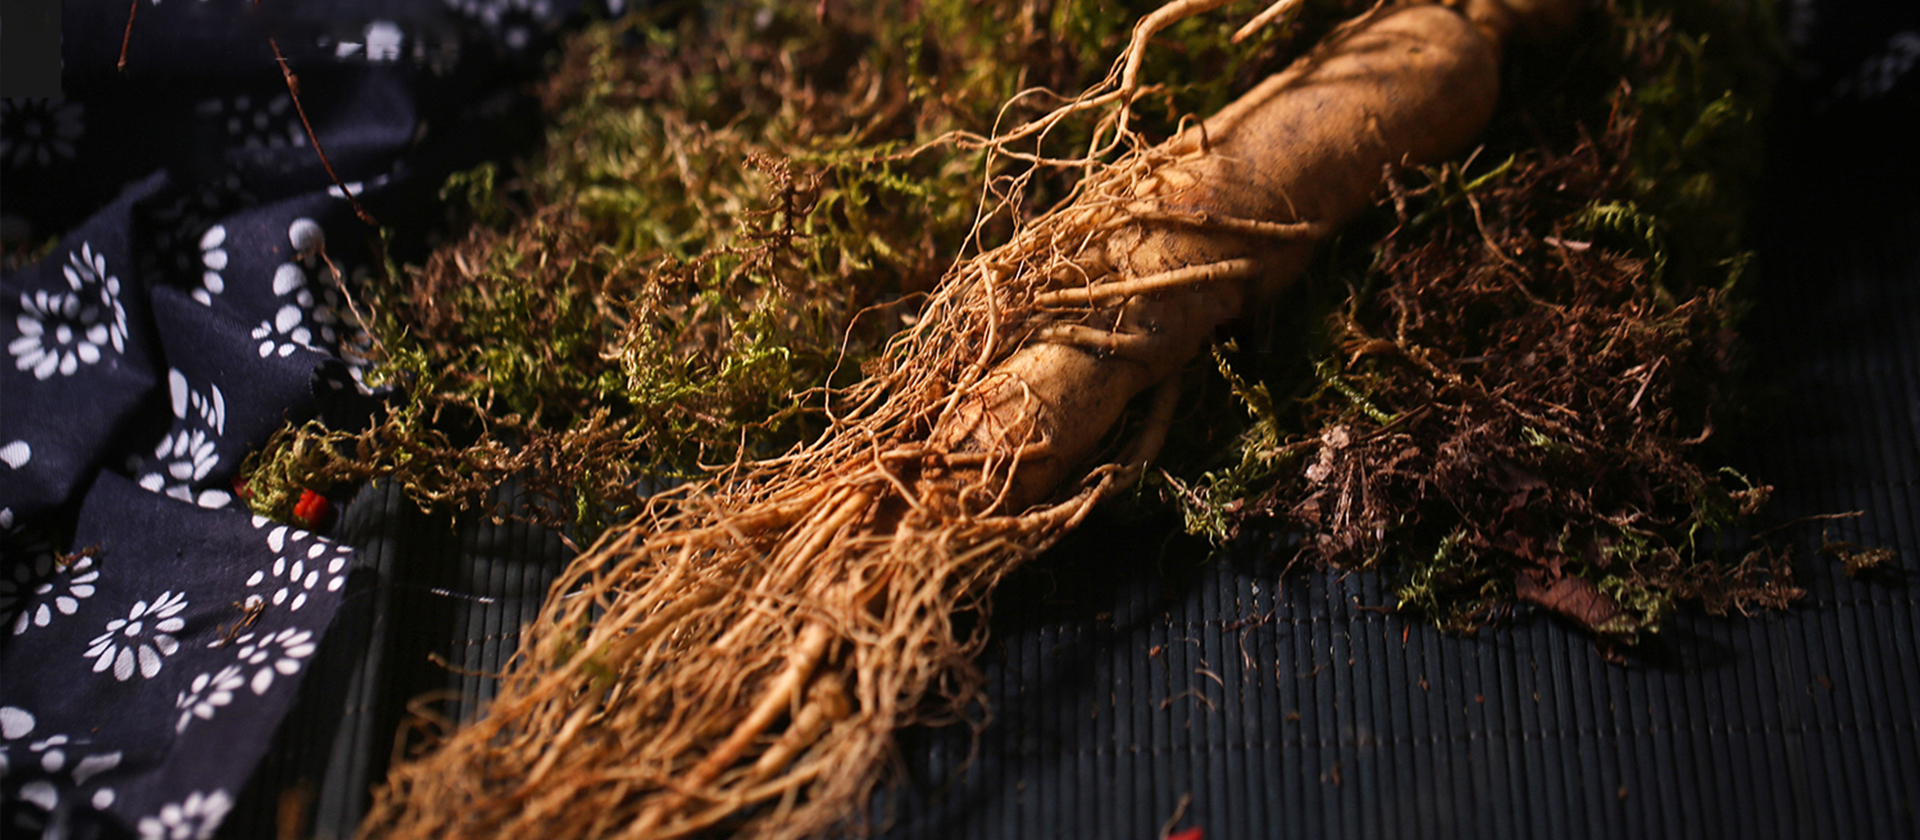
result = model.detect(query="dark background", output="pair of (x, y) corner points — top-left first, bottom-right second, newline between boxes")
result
(3, 1), (1914, 838)
(1, 0), (65, 99)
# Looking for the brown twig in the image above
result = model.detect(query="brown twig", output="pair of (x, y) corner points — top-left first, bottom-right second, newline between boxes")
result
(117, 0), (139, 72)
(255, 2), (379, 226)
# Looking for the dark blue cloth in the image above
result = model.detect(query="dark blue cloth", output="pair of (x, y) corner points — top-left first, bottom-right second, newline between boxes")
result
(1, 1), (583, 836)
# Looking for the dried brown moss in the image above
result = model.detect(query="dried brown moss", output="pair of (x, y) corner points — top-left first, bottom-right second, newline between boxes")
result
(1248, 121), (1794, 636)
(1168, 0), (1801, 641)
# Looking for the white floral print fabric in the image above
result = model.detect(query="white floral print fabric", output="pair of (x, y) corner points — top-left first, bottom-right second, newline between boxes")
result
(213, 627), (320, 696)
(173, 666), (247, 733)
(135, 789), (233, 840)
(249, 218), (368, 360)
(194, 93), (304, 151)
(244, 517), (354, 611)
(84, 591), (190, 681)
(9, 244), (127, 380)
(1, 705), (125, 829)
(0, 4), (568, 837)
(143, 172), (249, 276)
(0, 439), (29, 469)
(0, 439), (29, 530)
(136, 369), (233, 508)
(1, 473), (358, 837)
(193, 225), (228, 305)
(1834, 30), (1920, 99)
(5, 553), (100, 636)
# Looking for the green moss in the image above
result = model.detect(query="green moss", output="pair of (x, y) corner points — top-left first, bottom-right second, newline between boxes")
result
(1393, 530), (1512, 635)
(245, 0), (1344, 535)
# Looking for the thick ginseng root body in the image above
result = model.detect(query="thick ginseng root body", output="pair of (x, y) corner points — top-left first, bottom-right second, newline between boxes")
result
(941, 2), (1504, 510)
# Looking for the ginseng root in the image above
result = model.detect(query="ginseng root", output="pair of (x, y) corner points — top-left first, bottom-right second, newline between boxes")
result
(360, 1), (1579, 838)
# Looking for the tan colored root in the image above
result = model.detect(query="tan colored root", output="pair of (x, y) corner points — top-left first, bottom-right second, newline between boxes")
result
(926, 0), (1302, 168)
(1119, 205), (1326, 240)
(1233, 0), (1309, 43)
(1030, 256), (1261, 307)
(359, 1), (1517, 837)
(360, 437), (1144, 840)
(1035, 323), (1163, 361)
(358, 73), (1202, 840)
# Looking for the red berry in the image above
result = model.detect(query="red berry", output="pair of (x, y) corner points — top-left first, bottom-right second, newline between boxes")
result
(292, 489), (330, 528)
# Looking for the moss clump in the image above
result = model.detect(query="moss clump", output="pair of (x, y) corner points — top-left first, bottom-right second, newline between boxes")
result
(240, 0), (1355, 535)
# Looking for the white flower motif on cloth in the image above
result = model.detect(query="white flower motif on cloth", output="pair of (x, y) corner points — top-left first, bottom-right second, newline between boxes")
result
(173, 370), (227, 435)
(11, 290), (97, 378)
(0, 704), (32, 773)
(0, 439), (29, 530)
(136, 428), (229, 508)
(193, 92), (304, 152)
(10, 243), (128, 380)
(5, 552), (99, 636)
(136, 370), (233, 508)
(210, 626), (319, 695)
(146, 172), (248, 275)
(1, 439), (29, 469)
(136, 789), (233, 840)
(241, 517), (352, 612)
(192, 225), (228, 305)
(363, 20), (405, 61)
(288, 217), (324, 256)
(83, 591), (189, 681)
(19, 734), (122, 785)
(250, 301), (316, 358)
(0, 98), (84, 168)
(173, 665), (247, 733)
(249, 217), (371, 361)
(1, 706), (125, 822)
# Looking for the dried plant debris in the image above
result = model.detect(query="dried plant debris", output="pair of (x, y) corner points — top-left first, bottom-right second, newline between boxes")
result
(1821, 526), (1897, 578)
(1167, 0), (1813, 641)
